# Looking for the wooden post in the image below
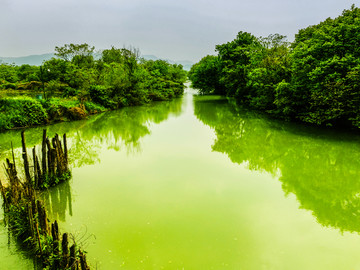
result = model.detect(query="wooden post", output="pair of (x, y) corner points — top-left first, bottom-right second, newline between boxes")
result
(55, 134), (65, 173)
(51, 220), (59, 241)
(36, 200), (48, 234)
(63, 134), (68, 171)
(79, 250), (90, 270)
(42, 130), (47, 177)
(32, 147), (38, 188)
(52, 137), (62, 175)
(36, 156), (42, 187)
(27, 204), (35, 239)
(69, 244), (76, 270)
(21, 131), (31, 185)
(61, 233), (69, 268)
(46, 138), (52, 176)
(11, 142), (16, 173)
(35, 222), (43, 255)
(51, 149), (57, 177)
(51, 221), (60, 268)
(0, 178), (7, 209)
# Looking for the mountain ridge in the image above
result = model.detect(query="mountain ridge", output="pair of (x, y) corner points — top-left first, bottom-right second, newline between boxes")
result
(0, 53), (193, 70)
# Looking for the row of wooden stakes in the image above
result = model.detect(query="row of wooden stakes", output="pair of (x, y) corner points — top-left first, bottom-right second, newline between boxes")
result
(21, 129), (69, 189)
(0, 130), (91, 269)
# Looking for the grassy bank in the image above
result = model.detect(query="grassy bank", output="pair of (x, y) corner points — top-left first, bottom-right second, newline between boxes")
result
(0, 96), (107, 131)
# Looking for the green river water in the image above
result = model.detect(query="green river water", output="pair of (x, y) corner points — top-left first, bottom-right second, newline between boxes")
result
(1, 88), (360, 269)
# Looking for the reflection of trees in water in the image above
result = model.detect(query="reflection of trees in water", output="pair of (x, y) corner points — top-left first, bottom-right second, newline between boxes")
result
(0, 97), (183, 169)
(194, 95), (360, 234)
(0, 97), (183, 221)
(66, 97), (183, 166)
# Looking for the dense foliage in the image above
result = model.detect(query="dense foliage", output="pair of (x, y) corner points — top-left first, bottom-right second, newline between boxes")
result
(0, 97), (48, 129)
(0, 45), (187, 131)
(188, 55), (223, 95)
(189, 5), (360, 129)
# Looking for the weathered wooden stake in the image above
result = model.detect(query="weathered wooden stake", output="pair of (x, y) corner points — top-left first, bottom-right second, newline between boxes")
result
(27, 204), (35, 239)
(21, 131), (31, 185)
(42, 130), (47, 176)
(35, 156), (42, 187)
(35, 222), (42, 255)
(63, 134), (68, 171)
(46, 138), (53, 176)
(69, 244), (76, 270)
(32, 147), (38, 188)
(79, 250), (90, 270)
(61, 233), (69, 268)
(36, 200), (48, 234)
(11, 142), (16, 173)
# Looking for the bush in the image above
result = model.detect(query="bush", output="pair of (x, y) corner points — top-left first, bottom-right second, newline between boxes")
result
(1, 82), (17, 90)
(62, 87), (79, 97)
(84, 101), (107, 114)
(0, 97), (48, 130)
(89, 85), (116, 109)
(41, 97), (81, 120)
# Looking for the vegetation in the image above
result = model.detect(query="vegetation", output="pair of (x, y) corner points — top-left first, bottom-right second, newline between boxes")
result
(0, 131), (90, 269)
(0, 45), (187, 131)
(189, 5), (360, 129)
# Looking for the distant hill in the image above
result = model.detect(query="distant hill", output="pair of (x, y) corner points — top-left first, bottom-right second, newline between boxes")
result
(0, 53), (55, 66)
(0, 53), (193, 70)
(142, 55), (193, 71)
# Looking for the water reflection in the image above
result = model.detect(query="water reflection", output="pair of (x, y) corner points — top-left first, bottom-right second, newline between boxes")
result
(0, 96), (184, 268)
(40, 180), (73, 222)
(1, 97), (183, 221)
(0, 97), (183, 170)
(194, 95), (360, 234)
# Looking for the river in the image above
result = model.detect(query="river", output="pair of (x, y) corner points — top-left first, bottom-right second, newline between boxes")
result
(1, 88), (360, 269)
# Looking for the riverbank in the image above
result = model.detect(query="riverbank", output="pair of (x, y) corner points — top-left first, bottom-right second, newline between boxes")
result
(189, 5), (360, 129)
(0, 88), (184, 132)
(0, 44), (188, 132)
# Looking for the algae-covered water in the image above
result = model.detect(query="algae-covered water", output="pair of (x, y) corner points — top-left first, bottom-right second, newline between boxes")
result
(1, 88), (360, 269)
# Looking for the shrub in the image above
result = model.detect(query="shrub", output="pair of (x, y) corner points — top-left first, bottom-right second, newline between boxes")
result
(41, 97), (81, 120)
(89, 85), (116, 109)
(62, 87), (79, 97)
(0, 97), (48, 130)
(1, 82), (17, 90)
(84, 101), (106, 114)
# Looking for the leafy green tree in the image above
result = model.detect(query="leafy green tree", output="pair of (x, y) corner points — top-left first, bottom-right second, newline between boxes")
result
(101, 47), (124, 64)
(188, 55), (223, 94)
(215, 31), (260, 98)
(246, 34), (291, 112)
(290, 5), (360, 127)
(16, 64), (40, 81)
(55, 43), (95, 62)
(0, 64), (19, 83)
(40, 58), (70, 83)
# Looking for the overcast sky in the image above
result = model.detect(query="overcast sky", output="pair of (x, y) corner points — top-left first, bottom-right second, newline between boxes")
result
(0, 0), (356, 62)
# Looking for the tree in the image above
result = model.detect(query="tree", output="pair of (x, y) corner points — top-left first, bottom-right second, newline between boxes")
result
(246, 34), (291, 112)
(188, 55), (223, 94)
(290, 5), (360, 127)
(215, 31), (260, 98)
(55, 43), (95, 67)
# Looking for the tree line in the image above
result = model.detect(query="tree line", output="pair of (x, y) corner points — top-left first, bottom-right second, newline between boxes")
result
(0, 44), (187, 130)
(189, 5), (360, 129)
